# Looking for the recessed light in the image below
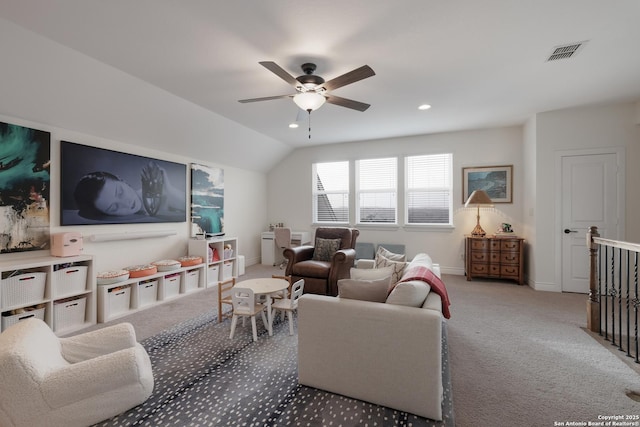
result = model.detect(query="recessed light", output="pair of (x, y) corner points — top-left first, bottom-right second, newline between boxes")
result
(289, 123), (299, 129)
(418, 104), (431, 110)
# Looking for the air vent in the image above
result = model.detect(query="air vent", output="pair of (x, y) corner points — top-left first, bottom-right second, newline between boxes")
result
(546, 41), (587, 61)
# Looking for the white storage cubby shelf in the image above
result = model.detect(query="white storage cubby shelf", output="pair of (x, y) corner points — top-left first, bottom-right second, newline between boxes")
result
(0, 254), (95, 335)
(97, 263), (206, 323)
(188, 236), (238, 287)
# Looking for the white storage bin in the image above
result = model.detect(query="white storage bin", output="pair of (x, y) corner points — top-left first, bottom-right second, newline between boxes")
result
(222, 261), (233, 280)
(1, 307), (46, 331)
(138, 280), (158, 308)
(53, 265), (88, 297)
(107, 286), (131, 317)
(164, 274), (181, 299)
(54, 296), (87, 332)
(208, 265), (220, 285)
(1, 272), (47, 308)
(183, 269), (200, 293)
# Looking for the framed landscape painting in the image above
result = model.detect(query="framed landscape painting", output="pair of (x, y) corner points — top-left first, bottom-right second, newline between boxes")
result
(462, 165), (513, 203)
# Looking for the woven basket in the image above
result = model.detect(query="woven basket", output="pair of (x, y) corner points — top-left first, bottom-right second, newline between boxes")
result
(1, 272), (47, 308)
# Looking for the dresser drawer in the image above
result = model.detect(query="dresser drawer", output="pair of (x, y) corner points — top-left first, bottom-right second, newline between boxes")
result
(501, 240), (520, 251)
(501, 265), (520, 277)
(470, 251), (490, 262)
(470, 263), (490, 274)
(470, 239), (490, 250)
(500, 252), (520, 264)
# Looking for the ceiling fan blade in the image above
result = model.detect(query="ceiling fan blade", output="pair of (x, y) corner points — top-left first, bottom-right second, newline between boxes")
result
(259, 61), (300, 87)
(321, 65), (375, 92)
(325, 94), (371, 112)
(238, 94), (293, 103)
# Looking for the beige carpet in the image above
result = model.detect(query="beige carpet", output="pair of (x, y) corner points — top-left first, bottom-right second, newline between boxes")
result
(81, 265), (640, 426)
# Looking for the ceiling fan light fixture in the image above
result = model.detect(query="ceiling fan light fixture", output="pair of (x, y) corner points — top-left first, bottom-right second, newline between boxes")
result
(293, 92), (326, 111)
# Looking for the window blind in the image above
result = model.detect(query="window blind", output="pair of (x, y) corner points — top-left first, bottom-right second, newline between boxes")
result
(312, 161), (349, 223)
(405, 153), (452, 224)
(356, 157), (397, 224)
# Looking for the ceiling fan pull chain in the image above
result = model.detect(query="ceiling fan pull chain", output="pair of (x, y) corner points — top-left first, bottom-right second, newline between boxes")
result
(307, 109), (312, 139)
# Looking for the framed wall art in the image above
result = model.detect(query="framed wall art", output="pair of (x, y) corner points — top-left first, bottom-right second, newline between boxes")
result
(0, 121), (51, 253)
(190, 163), (224, 237)
(60, 141), (187, 225)
(462, 165), (513, 203)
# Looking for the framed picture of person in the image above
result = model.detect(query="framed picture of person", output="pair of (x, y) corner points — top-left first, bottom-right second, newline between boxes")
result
(60, 141), (187, 225)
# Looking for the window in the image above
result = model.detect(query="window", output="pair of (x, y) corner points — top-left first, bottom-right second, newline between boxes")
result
(405, 153), (452, 225)
(356, 157), (397, 224)
(312, 161), (349, 223)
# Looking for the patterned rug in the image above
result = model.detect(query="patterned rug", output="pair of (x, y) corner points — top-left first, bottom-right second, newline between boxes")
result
(94, 311), (454, 426)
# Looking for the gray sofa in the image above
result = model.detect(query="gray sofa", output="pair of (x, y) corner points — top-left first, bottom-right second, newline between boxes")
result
(297, 254), (445, 420)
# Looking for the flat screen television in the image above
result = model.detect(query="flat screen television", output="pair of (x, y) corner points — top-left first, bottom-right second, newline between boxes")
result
(60, 141), (187, 225)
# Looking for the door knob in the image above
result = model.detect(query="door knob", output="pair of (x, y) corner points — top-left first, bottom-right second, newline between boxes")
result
(564, 229), (577, 234)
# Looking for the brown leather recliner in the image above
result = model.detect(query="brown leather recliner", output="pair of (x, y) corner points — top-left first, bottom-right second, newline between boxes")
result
(284, 227), (359, 296)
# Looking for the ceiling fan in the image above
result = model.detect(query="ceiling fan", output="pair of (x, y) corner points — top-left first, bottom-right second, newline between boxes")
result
(238, 61), (375, 113)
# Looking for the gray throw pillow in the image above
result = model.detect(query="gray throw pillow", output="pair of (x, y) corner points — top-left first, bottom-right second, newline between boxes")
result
(338, 276), (392, 303)
(312, 238), (341, 261)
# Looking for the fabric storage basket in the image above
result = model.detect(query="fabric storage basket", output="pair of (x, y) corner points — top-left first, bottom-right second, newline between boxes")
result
(1, 272), (47, 308)
(137, 280), (158, 308)
(164, 274), (181, 298)
(222, 262), (233, 280)
(183, 269), (200, 293)
(1, 307), (46, 331)
(54, 296), (87, 331)
(107, 285), (131, 317)
(53, 266), (88, 297)
(208, 265), (220, 285)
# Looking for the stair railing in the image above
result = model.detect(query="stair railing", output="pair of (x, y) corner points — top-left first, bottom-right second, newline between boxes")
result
(587, 226), (640, 363)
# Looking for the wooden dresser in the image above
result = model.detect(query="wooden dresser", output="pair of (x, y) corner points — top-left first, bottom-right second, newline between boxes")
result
(465, 236), (524, 285)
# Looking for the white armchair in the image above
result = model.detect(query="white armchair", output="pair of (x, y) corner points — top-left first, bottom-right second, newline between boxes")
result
(0, 318), (154, 427)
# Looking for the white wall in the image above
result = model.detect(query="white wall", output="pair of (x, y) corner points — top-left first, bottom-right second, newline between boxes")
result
(532, 101), (640, 290)
(267, 127), (524, 274)
(0, 112), (267, 273)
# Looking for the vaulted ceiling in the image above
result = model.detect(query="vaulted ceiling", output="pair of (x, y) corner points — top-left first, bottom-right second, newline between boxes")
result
(1, 1), (639, 170)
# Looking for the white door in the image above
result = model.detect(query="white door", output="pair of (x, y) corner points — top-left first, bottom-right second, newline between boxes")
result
(561, 152), (620, 293)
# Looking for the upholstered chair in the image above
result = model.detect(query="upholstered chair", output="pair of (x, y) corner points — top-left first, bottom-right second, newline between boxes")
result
(0, 318), (154, 427)
(284, 227), (359, 296)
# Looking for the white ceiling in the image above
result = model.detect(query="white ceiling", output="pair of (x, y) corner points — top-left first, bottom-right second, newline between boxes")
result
(1, 0), (640, 152)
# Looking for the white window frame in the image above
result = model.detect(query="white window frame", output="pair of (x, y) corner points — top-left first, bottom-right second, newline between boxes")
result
(312, 161), (350, 224)
(404, 153), (453, 226)
(355, 157), (397, 225)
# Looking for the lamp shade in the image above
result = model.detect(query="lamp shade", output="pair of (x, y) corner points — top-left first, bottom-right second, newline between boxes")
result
(465, 190), (493, 207)
(293, 92), (326, 111)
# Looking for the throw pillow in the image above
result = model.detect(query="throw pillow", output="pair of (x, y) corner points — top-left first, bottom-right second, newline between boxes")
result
(386, 280), (431, 307)
(376, 245), (406, 262)
(375, 254), (408, 288)
(312, 238), (341, 261)
(350, 266), (394, 281)
(338, 276), (392, 303)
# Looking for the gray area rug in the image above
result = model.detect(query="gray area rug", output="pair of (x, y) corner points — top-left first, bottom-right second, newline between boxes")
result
(94, 311), (454, 426)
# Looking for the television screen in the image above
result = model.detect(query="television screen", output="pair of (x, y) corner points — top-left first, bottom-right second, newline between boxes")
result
(60, 141), (187, 225)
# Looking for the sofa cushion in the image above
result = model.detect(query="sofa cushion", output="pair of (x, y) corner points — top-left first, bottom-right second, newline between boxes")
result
(350, 266), (393, 281)
(375, 254), (408, 286)
(386, 280), (431, 307)
(376, 245), (406, 262)
(337, 277), (391, 303)
(312, 238), (341, 261)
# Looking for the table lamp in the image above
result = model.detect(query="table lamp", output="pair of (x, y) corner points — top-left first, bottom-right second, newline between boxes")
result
(465, 190), (493, 237)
